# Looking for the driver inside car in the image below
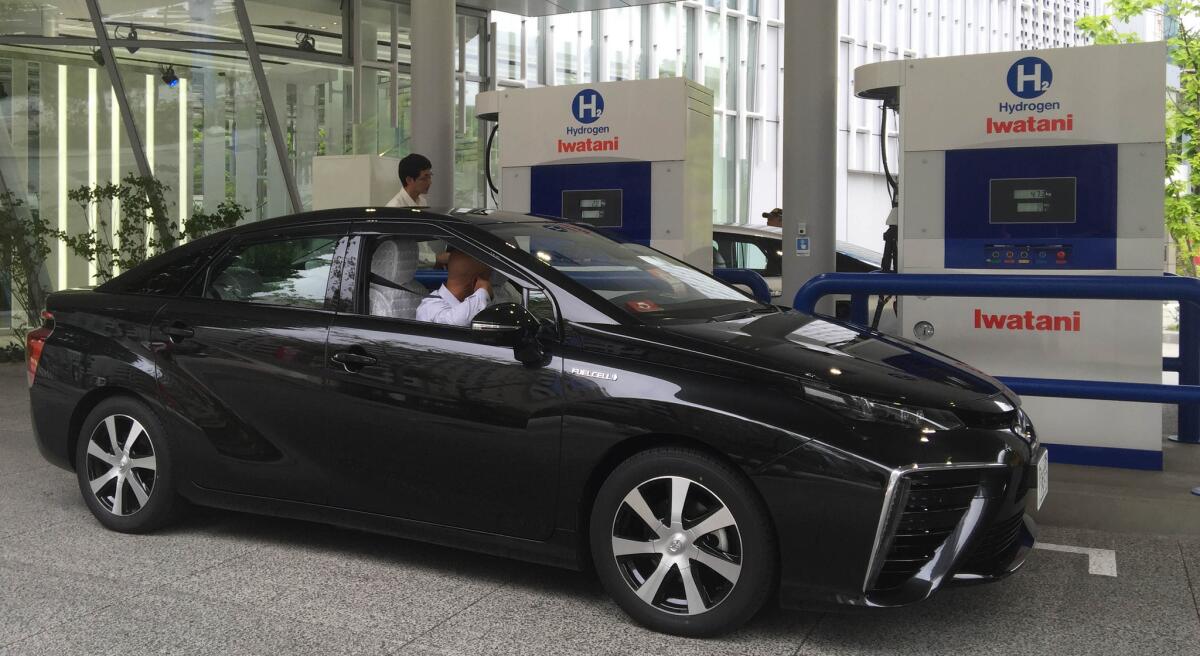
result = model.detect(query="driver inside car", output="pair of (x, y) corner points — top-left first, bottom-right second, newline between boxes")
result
(416, 249), (494, 326)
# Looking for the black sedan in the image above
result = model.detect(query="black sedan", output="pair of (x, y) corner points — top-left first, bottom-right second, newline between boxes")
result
(26, 208), (1046, 637)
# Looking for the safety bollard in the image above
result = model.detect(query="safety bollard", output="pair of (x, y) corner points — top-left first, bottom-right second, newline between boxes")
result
(1173, 300), (1200, 444)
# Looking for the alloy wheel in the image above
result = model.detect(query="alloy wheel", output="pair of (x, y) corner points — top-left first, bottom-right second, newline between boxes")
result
(83, 414), (157, 516)
(610, 475), (742, 616)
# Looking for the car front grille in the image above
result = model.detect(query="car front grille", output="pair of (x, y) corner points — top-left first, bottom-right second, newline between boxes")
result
(960, 511), (1025, 573)
(870, 469), (982, 592)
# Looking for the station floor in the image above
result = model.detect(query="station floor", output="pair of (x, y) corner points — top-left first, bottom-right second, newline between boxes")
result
(1, 363), (1198, 655)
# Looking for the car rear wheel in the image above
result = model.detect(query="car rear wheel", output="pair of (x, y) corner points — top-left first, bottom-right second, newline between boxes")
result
(75, 397), (182, 533)
(590, 447), (777, 637)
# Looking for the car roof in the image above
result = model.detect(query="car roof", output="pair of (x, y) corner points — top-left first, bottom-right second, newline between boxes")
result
(712, 223), (784, 238)
(712, 223), (883, 267)
(221, 207), (548, 236)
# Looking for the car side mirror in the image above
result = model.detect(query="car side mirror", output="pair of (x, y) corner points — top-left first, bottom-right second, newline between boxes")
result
(471, 302), (540, 347)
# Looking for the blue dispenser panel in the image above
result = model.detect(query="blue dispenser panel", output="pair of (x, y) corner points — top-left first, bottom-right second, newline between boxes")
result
(530, 162), (652, 245)
(944, 144), (1117, 270)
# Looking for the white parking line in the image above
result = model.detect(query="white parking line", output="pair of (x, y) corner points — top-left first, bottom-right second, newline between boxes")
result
(1034, 542), (1118, 577)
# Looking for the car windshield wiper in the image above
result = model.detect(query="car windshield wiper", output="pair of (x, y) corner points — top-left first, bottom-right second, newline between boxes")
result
(709, 306), (780, 323)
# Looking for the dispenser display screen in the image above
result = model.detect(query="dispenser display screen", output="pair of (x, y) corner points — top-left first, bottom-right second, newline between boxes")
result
(562, 189), (624, 227)
(989, 177), (1077, 224)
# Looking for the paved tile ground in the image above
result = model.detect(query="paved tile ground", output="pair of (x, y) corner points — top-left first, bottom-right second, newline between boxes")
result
(2, 363), (1199, 655)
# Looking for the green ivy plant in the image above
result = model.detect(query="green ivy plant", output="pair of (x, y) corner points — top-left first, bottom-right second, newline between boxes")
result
(0, 192), (54, 344)
(62, 174), (246, 284)
(1078, 1), (1200, 275)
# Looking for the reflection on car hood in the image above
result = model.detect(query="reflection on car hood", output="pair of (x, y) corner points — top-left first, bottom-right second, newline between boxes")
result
(657, 310), (1011, 410)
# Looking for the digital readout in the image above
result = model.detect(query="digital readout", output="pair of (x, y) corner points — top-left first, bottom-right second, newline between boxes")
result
(1013, 189), (1050, 200)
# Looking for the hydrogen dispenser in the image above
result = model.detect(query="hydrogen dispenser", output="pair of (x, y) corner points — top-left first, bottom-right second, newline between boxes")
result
(854, 43), (1168, 469)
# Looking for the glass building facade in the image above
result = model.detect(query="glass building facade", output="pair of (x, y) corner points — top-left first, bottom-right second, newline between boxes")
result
(0, 0), (1111, 336)
(490, 0), (783, 229)
(0, 0), (782, 335)
(0, 1), (492, 333)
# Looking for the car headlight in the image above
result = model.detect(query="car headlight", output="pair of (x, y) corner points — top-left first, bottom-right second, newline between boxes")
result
(803, 384), (965, 431)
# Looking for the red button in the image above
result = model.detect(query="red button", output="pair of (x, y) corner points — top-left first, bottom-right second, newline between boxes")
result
(1056, 251), (1066, 259)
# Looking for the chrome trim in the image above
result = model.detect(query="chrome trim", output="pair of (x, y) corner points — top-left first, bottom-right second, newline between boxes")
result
(861, 461), (1008, 593)
(470, 321), (511, 331)
(862, 469), (905, 593)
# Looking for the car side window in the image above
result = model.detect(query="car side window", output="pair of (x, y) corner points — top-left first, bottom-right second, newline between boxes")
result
(711, 240), (728, 268)
(734, 239), (768, 272)
(754, 237), (783, 277)
(362, 235), (528, 325)
(526, 289), (555, 323)
(205, 235), (340, 309)
(360, 233), (557, 328)
(714, 235), (735, 269)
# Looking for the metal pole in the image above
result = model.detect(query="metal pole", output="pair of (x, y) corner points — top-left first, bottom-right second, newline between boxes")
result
(82, 0), (173, 246)
(352, 0), (363, 126)
(780, 0), (837, 313)
(233, 0), (302, 215)
(391, 4), (399, 130)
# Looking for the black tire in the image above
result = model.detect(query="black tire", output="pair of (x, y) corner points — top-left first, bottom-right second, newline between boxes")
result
(589, 447), (777, 637)
(75, 396), (183, 533)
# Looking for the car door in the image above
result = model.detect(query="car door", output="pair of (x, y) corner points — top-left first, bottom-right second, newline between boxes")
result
(153, 224), (348, 505)
(322, 222), (564, 540)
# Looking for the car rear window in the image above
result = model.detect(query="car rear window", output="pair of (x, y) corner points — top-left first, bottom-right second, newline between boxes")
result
(97, 239), (227, 296)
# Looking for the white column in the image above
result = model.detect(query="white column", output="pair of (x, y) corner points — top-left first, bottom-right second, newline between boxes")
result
(66, 66), (90, 289)
(265, 79), (289, 217)
(781, 0), (836, 311)
(234, 74), (258, 218)
(296, 83), (319, 206)
(410, 0), (456, 206)
(327, 76), (345, 155)
(9, 63), (29, 195)
(202, 71), (226, 211)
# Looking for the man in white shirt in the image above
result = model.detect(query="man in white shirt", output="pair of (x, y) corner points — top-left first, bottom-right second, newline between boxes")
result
(386, 153), (432, 207)
(416, 250), (493, 326)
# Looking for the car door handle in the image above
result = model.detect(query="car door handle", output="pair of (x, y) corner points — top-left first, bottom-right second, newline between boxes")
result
(161, 323), (194, 341)
(330, 350), (377, 370)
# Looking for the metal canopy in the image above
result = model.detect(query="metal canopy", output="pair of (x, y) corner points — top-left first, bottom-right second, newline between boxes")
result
(457, 0), (673, 17)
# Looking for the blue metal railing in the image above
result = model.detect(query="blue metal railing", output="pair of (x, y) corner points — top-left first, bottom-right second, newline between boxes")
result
(792, 272), (1200, 445)
(713, 268), (773, 304)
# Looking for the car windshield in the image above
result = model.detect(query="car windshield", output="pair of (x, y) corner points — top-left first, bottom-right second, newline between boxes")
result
(481, 222), (768, 322)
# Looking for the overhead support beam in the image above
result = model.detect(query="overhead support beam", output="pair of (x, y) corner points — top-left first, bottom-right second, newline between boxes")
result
(410, 0), (456, 206)
(233, 0), (302, 215)
(781, 0), (837, 312)
(83, 0), (175, 247)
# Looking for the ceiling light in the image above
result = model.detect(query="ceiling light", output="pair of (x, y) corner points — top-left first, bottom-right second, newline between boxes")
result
(160, 65), (179, 88)
(296, 32), (316, 52)
(91, 48), (105, 67)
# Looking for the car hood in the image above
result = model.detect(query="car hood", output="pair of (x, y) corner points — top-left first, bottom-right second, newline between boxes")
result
(656, 310), (1013, 412)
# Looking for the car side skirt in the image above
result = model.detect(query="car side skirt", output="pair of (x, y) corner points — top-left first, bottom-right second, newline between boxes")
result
(181, 482), (582, 572)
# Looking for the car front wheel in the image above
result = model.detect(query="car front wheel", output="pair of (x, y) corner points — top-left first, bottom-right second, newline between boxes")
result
(589, 447), (777, 637)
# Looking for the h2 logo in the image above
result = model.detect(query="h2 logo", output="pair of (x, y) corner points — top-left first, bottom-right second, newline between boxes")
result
(1007, 57), (1053, 99)
(572, 89), (604, 124)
